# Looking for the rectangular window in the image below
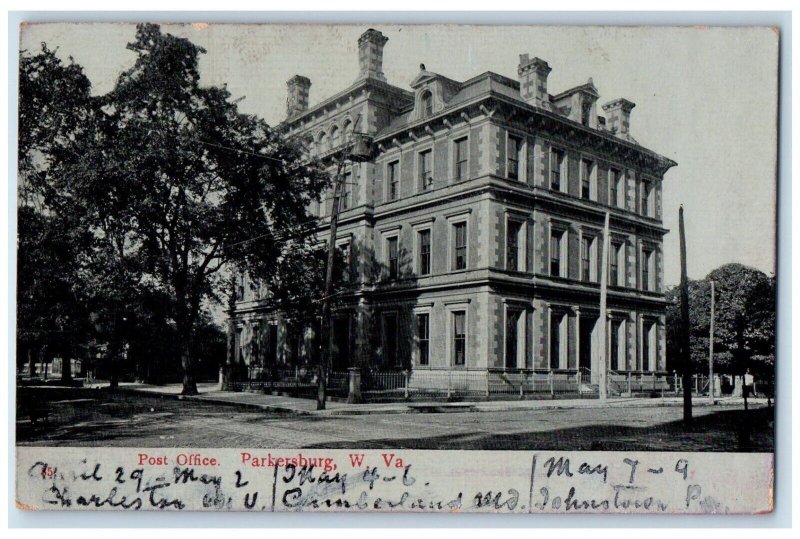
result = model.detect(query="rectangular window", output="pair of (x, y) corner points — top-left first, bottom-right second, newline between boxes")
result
(267, 324), (278, 365)
(416, 313), (430, 366)
(505, 309), (522, 369)
(610, 241), (621, 286)
(454, 137), (469, 182)
(336, 242), (351, 283)
(642, 248), (652, 291)
(453, 311), (466, 366)
(581, 236), (592, 282)
(507, 135), (521, 180)
(609, 169), (620, 207)
(641, 321), (652, 371)
(388, 160), (400, 201)
(550, 313), (562, 369)
(419, 149), (432, 191)
(550, 230), (563, 277)
(550, 149), (564, 191)
(340, 172), (352, 210)
(610, 319), (621, 370)
(418, 229), (431, 276)
(236, 272), (245, 301)
(581, 159), (592, 199)
(387, 236), (399, 279)
(236, 328), (243, 363)
(250, 322), (261, 365)
(641, 180), (651, 217)
(507, 220), (522, 271)
(453, 222), (467, 271)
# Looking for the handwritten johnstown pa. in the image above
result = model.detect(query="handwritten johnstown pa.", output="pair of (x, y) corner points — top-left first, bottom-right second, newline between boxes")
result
(17, 21), (776, 474)
(18, 449), (772, 513)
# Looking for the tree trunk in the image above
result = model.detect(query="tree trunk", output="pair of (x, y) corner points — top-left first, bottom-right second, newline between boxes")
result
(106, 334), (120, 389)
(61, 338), (72, 383)
(108, 351), (119, 389)
(27, 347), (36, 378)
(224, 316), (237, 390)
(180, 338), (198, 395)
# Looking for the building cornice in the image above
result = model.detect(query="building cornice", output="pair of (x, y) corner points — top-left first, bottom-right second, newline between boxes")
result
(374, 90), (676, 177)
(283, 78), (414, 131)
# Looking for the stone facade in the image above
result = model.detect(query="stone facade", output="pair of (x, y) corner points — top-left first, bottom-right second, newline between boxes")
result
(231, 29), (676, 384)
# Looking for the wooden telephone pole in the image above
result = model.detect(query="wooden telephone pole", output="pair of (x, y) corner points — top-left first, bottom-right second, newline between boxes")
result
(709, 280), (715, 405)
(317, 157), (346, 410)
(598, 211), (610, 402)
(318, 118), (365, 410)
(678, 205), (693, 423)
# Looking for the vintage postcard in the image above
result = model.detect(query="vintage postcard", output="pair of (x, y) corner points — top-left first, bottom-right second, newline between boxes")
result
(14, 23), (778, 514)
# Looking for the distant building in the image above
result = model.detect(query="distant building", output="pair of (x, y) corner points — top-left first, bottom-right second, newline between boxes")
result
(230, 28), (676, 389)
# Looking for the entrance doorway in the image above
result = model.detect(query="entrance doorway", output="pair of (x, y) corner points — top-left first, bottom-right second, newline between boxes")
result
(332, 316), (351, 371)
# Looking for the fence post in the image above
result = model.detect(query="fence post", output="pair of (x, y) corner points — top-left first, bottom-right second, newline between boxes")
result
(627, 372), (632, 395)
(674, 372), (678, 394)
(404, 370), (409, 400)
(447, 370), (452, 399)
(694, 374), (699, 394)
(347, 367), (362, 404)
(652, 372), (656, 392)
(549, 370), (554, 398)
(577, 370), (582, 396)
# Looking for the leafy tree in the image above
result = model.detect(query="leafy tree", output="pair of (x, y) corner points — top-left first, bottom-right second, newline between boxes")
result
(665, 263), (775, 379)
(16, 206), (88, 379)
(18, 24), (329, 394)
(17, 45), (97, 381)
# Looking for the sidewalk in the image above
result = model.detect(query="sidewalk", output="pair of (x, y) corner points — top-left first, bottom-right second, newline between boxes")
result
(117, 382), (769, 416)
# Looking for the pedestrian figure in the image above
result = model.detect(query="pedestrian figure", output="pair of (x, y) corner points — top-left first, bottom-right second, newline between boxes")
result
(744, 369), (756, 398)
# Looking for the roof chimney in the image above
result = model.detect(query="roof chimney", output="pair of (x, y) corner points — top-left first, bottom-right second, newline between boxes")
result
(602, 98), (635, 140)
(286, 75), (311, 118)
(518, 54), (551, 109)
(357, 29), (389, 82)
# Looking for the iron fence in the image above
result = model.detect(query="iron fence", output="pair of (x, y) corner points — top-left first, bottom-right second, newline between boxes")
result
(228, 366), (768, 402)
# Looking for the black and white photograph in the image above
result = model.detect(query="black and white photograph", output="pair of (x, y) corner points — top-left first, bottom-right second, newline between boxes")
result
(11, 20), (781, 514)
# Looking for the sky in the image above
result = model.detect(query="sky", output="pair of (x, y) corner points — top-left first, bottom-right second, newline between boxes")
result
(19, 23), (779, 286)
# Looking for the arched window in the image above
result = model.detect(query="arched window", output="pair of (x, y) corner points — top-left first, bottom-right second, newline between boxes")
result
(421, 91), (433, 117)
(317, 131), (327, 154)
(330, 126), (340, 149)
(342, 119), (353, 142)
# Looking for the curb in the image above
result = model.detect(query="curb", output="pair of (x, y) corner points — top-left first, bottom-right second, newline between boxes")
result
(119, 387), (768, 417)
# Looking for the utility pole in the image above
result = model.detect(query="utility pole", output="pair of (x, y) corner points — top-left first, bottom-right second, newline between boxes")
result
(318, 156), (346, 410)
(598, 211), (610, 402)
(678, 205), (693, 423)
(708, 280), (715, 405)
(318, 117), (363, 410)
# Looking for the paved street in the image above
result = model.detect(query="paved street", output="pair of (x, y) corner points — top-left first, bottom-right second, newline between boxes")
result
(17, 387), (773, 451)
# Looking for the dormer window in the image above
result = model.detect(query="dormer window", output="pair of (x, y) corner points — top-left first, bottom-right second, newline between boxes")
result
(421, 90), (433, 117)
(581, 101), (592, 127)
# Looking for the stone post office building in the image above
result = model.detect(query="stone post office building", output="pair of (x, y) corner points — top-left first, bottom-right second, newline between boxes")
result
(231, 29), (676, 389)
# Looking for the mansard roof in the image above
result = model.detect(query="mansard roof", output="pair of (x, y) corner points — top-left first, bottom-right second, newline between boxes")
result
(373, 71), (676, 176)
